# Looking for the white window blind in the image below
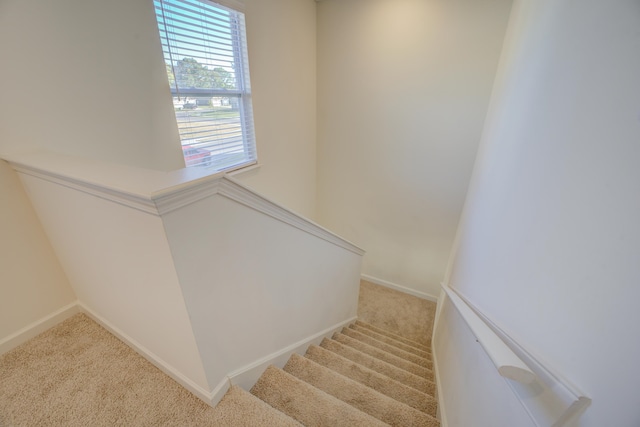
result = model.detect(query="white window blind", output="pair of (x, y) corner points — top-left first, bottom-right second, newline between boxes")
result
(154, 0), (257, 170)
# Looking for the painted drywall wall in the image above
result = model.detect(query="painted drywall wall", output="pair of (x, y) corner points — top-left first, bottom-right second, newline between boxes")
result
(5, 150), (363, 403)
(0, 161), (76, 348)
(0, 0), (317, 217)
(235, 0), (318, 219)
(15, 164), (211, 395)
(161, 189), (362, 389)
(0, 0), (185, 347)
(316, 0), (513, 297)
(0, 0), (317, 348)
(0, 0), (184, 171)
(439, 0), (640, 425)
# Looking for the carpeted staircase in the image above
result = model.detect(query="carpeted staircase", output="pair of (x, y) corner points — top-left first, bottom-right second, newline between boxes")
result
(211, 320), (439, 426)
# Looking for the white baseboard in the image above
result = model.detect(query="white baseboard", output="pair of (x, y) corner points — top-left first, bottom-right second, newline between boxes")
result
(227, 316), (358, 391)
(0, 303), (358, 410)
(361, 274), (439, 302)
(0, 303), (359, 411)
(432, 342), (449, 427)
(208, 378), (231, 408)
(0, 301), (80, 355)
(77, 302), (217, 406)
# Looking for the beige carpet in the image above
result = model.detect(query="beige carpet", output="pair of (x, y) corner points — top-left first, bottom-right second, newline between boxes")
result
(0, 280), (438, 426)
(358, 280), (437, 345)
(0, 314), (222, 426)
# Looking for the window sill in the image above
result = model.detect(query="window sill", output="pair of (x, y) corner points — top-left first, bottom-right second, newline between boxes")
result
(227, 162), (260, 177)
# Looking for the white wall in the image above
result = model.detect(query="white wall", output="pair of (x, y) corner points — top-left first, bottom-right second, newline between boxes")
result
(5, 150), (363, 404)
(0, 161), (76, 349)
(236, 0), (318, 219)
(161, 183), (362, 389)
(439, 0), (640, 425)
(15, 162), (211, 396)
(316, 0), (513, 297)
(0, 0), (318, 344)
(0, 0), (184, 171)
(0, 0), (179, 344)
(0, 0), (317, 212)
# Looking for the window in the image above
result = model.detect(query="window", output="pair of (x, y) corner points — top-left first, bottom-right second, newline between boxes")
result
(154, 0), (257, 171)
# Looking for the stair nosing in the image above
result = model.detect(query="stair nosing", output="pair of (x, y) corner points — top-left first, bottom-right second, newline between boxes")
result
(355, 320), (432, 350)
(341, 327), (433, 369)
(250, 365), (389, 427)
(319, 338), (436, 395)
(305, 344), (438, 416)
(349, 324), (432, 358)
(333, 332), (434, 378)
(212, 385), (304, 426)
(284, 353), (439, 426)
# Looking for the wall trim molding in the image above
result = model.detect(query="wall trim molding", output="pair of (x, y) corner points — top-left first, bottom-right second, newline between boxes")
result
(219, 177), (365, 256)
(77, 303), (216, 405)
(208, 378), (232, 408)
(227, 316), (358, 390)
(0, 301), (80, 356)
(361, 274), (438, 302)
(10, 163), (159, 215)
(0, 303), (356, 409)
(5, 152), (364, 256)
(152, 174), (365, 255)
(152, 175), (223, 216)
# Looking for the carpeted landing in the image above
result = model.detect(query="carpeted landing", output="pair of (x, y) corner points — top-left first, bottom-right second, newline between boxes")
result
(0, 280), (439, 426)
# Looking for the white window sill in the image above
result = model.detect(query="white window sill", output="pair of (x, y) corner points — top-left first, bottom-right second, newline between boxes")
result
(227, 162), (260, 177)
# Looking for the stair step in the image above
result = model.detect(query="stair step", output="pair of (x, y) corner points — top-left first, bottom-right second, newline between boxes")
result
(333, 333), (433, 379)
(355, 320), (431, 351)
(305, 345), (437, 416)
(250, 365), (387, 427)
(211, 385), (303, 426)
(341, 328), (433, 370)
(284, 354), (439, 427)
(320, 338), (436, 394)
(349, 324), (432, 359)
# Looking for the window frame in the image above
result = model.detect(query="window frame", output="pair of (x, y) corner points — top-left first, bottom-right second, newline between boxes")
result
(154, 0), (258, 172)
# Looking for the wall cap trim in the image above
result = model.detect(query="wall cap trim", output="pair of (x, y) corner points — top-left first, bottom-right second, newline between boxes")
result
(3, 151), (364, 256)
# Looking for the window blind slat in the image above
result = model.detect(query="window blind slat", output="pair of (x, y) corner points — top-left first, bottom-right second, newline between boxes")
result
(160, 45), (237, 64)
(157, 0), (232, 21)
(156, 5), (230, 27)
(155, 0), (256, 171)
(159, 36), (235, 57)
(156, 14), (235, 40)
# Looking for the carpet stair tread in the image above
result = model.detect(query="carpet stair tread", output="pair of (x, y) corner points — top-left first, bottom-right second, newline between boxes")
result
(349, 324), (432, 359)
(355, 320), (432, 351)
(305, 344), (437, 415)
(283, 353), (439, 427)
(340, 328), (433, 370)
(319, 338), (436, 393)
(333, 332), (433, 378)
(210, 385), (303, 426)
(250, 365), (389, 427)
(212, 283), (440, 426)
